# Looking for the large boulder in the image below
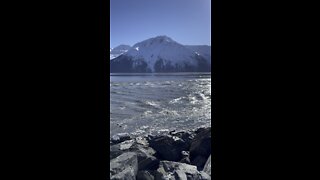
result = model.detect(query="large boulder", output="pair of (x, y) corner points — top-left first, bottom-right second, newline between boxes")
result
(135, 146), (159, 171)
(155, 161), (211, 180)
(191, 155), (208, 170)
(110, 139), (159, 171)
(148, 135), (189, 161)
(189, 127), (211, 169)
(110, 152), (138, 180)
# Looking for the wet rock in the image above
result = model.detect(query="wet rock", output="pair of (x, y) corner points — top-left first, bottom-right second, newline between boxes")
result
(155, 161), (210, 180)
(110, 138), (158, 171)
(136, 170), (155, 180)
(190, 127), (211, 169)
(148, 135), (189, 161)
(203, 155), (211, 176)
(110, 152), (138, 180)
(111, 133), (132, 144)
(110, 139), (135, 159)
(170, 130), (195, 148)
(135, 146), (159, 171)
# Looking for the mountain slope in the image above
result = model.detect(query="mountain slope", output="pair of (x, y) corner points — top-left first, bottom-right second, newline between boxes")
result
(110, 45), (131, 60)
(110, 36), (211, 73)
(185, 45), (211, 64)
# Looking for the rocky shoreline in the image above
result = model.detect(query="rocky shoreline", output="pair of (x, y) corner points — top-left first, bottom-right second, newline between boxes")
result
(110, 126), (212, 180)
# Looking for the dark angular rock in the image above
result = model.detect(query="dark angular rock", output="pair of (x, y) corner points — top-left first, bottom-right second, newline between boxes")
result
(190, 127), (211, 168)
(156, 161), (210, 180)
(195, 127), (208, 134)
(148, 135), (189, 161)
(138, 155), (159, 171)
(136, 170), (155, 180)
(135, 147), (159, 171)
(192, 155), (208, 170)
(110, 152), (138, 180)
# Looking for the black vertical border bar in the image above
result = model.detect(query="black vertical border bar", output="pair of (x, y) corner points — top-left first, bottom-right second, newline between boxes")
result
(212, 0), (224, 179)
(97, 0), (109, 179)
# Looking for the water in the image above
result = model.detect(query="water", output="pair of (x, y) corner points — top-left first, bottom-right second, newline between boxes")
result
(110, 72), (211, 137)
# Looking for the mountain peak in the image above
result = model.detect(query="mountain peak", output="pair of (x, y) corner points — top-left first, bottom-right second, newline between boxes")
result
(153, 35), (174, 42)
(150, 35), (175, 44)
(133, 35), (176, 48)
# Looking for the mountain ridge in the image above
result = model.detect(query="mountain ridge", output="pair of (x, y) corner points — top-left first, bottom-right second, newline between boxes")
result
(110, 36), (211, 73)
(110, 45), (131, 60)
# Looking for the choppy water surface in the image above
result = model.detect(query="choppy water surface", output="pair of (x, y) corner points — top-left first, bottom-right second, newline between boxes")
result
(110, 73), (211, 137)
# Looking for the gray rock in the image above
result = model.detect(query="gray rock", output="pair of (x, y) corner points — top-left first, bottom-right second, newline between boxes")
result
(110, 139), (136, 159)
(199, 171), (211, 179)
(135, 136), (149, 146)
(111, 133), (132, 144)
(203, 155), (211, 176)
(136, 170), (155, 180)
(110, 139), (158, 171)
(148, 135), (189, 161)
(190, 127), (211, 168)
(110, 152), (138, 180)
(155, 161), (210, 180)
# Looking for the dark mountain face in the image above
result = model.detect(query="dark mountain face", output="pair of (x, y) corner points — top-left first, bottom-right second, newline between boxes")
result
(110, 55), (210, 73)
(110, 55), (151, 73)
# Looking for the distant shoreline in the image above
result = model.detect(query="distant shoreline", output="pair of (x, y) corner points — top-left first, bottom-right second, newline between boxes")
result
(110, 72), (211, 76)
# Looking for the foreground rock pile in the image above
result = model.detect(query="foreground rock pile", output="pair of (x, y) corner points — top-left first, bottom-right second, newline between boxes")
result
(110, 127), (212, 180)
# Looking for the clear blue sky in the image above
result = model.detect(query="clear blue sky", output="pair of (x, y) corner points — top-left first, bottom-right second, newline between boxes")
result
(110, 0), (211, 48)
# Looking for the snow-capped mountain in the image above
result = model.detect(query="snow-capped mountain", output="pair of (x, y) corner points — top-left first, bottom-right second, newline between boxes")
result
(185, 45), (211, 64)
(110, 45), (131, 60)
(110, 36), (211, 73)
